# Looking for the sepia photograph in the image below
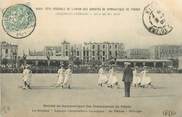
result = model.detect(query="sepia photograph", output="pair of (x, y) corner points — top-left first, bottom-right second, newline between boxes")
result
(0, 0), (182, 117)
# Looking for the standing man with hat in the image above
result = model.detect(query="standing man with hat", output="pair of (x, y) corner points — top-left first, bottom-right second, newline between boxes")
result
(122, 62), (133, 97)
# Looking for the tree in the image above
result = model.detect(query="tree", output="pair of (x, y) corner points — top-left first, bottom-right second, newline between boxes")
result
(73, 57), (82, 67)
(89, 59), (102, 67)
(2, 58), (8, 66)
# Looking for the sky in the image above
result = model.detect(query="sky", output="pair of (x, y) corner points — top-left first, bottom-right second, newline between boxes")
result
(0, 0), (182, 55)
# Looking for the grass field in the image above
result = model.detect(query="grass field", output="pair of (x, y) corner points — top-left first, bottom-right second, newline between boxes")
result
(0, 73), (182, 117)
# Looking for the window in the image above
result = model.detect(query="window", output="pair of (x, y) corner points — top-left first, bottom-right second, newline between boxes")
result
(93, 51), (95, 56)
(115, 45), (117, 48)
(5, 49), (8, 54)
(92, 45), (95, 49)
(109, 51), (112, 56)
(77, 51), (79, 56)
(103, 45), (105, 49)
(66, 51), (68, 56)
(103, 57), (105, 61)
(115, 51), (118, 57)
(97, 51), (99, 56)
(103, 51), (105, 56)
(98, 45), (100, 50)
(83, 51), (86, 56)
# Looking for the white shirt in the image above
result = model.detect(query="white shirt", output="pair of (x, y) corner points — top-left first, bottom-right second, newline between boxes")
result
(22, 69), (32, 81)
(58, 68), (64, 77)
(65, 68), (72, 78)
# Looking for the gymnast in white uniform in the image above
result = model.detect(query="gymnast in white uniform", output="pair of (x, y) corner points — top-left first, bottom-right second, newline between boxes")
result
(98, 65), (108, 87)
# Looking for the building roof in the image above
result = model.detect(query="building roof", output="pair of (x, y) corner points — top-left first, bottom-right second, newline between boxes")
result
(26, 56), (69, 61)
(61, 40), (70, 44)
(29, 50), (44, 56)
(50, 56), (69, 61)
(116, 59), (172, 62)
(0, 41), (18, 48)
(151, 45), (181, 48)
(84, 41), (123, 45)
(26, 56), (47, 60)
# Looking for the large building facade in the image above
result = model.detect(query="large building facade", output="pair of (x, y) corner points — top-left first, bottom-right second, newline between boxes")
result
(44, 41), (71, 57)
(82, 42), (125, 63)
(27, 41), (182, 67)
(0, 41), (18, 65)
(149, 45), (182, 59)
(70, 44), (83, 60)
(41, 41), (125, 64)
(126, 48), (150, 59)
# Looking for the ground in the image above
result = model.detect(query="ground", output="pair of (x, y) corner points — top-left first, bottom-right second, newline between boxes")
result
(0, 73), (182, 117)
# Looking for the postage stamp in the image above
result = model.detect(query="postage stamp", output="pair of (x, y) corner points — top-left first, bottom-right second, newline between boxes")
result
(2, 4), (36, 39)
(142, 2), (173, 36)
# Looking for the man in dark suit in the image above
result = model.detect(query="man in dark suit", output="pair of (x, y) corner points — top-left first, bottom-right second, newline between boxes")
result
(122, 62), (133, 97)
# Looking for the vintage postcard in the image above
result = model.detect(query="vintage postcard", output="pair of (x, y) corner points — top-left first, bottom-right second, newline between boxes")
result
(0, 0), (182, 117)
